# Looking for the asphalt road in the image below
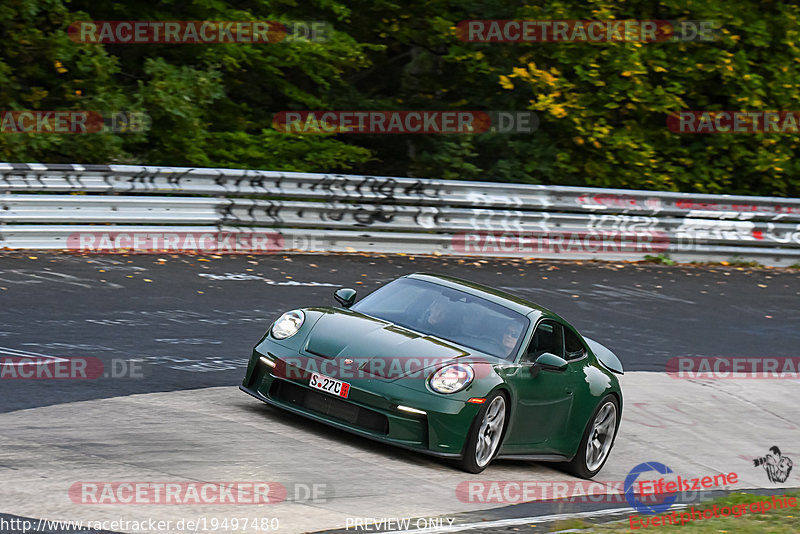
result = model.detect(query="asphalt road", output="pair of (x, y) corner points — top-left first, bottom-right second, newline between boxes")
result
(1, 252), (798, 413)
(1, 252), (798, 534)
(1, 373), (798, 533)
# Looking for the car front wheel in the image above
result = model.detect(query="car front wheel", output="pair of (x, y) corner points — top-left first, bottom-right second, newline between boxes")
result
(456, 392), (507, 473)
(563, 394), (619, 479)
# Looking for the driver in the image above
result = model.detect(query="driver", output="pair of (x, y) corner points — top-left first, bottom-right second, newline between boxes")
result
(422, 295), (462, 339)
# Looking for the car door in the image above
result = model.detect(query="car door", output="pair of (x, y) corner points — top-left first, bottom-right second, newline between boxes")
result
(500, 319), (577, 453)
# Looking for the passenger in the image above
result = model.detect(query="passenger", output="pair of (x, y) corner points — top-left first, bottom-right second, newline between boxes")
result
(502, 322), (524, 359)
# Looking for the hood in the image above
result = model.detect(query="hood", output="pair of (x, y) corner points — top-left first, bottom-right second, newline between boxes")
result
(304, 310), (475, 379)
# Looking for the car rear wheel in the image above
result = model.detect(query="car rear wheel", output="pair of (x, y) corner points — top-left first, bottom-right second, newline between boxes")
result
(563, 394), (618, 479)
(456, 392), (507, 473)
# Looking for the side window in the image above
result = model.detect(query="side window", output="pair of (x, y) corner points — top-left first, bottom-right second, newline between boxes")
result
(524, 320), (564, 361)
(564, 327), (586, 361)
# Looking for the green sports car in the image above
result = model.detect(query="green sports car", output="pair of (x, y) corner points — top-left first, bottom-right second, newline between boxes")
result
(241, 273), (624, 477)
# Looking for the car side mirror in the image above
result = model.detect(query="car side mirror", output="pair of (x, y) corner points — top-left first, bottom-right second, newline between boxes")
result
(529, 352), (568, 377)
(334, 288), (357, 308)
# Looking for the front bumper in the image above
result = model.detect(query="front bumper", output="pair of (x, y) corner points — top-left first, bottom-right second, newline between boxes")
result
(241, 343), (484, 458)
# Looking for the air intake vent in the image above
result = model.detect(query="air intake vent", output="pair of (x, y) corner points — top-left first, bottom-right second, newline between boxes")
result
(269, 380), (389, 435)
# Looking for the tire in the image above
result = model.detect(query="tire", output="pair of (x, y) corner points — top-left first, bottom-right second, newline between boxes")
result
(455, 391), (508, 474)
(563, 394), (619, 479)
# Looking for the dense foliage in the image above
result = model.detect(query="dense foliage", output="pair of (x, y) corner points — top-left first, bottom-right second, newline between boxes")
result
(1, 0), (799, 196)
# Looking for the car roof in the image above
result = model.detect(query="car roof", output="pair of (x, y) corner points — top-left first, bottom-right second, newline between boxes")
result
(406, 272), (554, 317)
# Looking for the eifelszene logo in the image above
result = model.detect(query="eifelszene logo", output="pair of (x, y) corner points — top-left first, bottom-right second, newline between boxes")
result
(753, 446), (794, 483)
(625, 462), (677, 514)
(625, 462), (739, 515)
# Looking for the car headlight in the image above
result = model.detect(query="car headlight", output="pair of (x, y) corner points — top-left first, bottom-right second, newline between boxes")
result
(429, 363), (474, 394)
(271, 310), (305, 340)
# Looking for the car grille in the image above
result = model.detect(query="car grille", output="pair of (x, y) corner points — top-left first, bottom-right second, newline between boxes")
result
(269, 379), (389, 435)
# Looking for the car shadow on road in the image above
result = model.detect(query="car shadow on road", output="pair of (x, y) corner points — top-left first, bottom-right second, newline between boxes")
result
(234, 398), (566, 478)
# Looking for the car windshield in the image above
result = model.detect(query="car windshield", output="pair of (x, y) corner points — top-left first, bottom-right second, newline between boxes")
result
(351, 277), (529, 360)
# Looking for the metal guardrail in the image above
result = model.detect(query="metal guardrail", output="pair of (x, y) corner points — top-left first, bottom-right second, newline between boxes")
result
(1, 163), (799, 265)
